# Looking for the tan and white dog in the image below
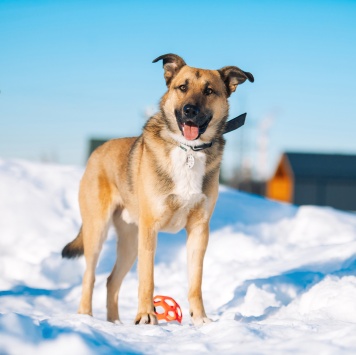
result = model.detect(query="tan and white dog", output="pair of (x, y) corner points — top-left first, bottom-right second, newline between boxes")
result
(62, 54), (254, 325)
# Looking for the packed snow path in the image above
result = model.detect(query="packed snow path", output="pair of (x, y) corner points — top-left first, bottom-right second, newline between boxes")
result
(1, 159), (356, 354)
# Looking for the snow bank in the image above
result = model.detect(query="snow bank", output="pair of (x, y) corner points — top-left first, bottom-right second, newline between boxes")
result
(1, 158), (356, 354)
(276, 275), (356, 322)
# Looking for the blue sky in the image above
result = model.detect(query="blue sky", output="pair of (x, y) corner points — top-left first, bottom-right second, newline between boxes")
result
(1, 0), (356, 177)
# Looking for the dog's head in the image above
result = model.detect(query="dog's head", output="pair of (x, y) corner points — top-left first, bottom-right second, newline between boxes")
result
(153, 53), (254, 144)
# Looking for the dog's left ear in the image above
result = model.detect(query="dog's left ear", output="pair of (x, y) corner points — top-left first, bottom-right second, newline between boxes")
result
(218, 66), (254, 97)
(152, 53), (186, 87)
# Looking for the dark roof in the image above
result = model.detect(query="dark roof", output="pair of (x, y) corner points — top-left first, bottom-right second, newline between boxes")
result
(285, 152), (356, 180)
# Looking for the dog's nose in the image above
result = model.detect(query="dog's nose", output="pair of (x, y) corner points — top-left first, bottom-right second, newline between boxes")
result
(183, 104), (200, 119)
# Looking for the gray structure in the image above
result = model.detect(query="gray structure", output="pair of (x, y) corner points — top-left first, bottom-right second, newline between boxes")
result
(88, 138), (110, 159)
(286, 152), (356, 210)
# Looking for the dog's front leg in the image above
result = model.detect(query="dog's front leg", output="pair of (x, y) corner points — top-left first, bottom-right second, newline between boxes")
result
(186, 220), (212, 326)
(134, 217), (158, 325)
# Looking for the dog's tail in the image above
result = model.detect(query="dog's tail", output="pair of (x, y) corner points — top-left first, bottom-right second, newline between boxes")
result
(62, 227), (84, 258)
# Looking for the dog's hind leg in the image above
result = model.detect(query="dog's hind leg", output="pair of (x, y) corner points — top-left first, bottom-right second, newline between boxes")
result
(107, 210), (138, 323)
(77, 169), (115, 316)
(78, 219), (110, 316)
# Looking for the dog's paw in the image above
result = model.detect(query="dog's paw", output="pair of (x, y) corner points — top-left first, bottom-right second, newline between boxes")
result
(107, 316), (123, 324)
(191, 315), (213, 326)
(134, 312), (158, 325)
(77, 309), (92, 316)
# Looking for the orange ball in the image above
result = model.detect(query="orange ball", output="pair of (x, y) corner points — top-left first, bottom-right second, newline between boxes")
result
(153, 295), (183, 323)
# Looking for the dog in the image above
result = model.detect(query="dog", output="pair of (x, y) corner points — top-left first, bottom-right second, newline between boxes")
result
(62, 54), (254, 325)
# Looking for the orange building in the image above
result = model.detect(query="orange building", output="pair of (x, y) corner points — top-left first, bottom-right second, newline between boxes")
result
(266, 153), (294, 203)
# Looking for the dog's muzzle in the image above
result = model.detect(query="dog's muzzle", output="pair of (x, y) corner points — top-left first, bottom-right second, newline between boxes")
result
(175, 105), (212, 141)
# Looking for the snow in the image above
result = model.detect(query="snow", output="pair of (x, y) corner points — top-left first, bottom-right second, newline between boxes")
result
(1, 158), (356, 354)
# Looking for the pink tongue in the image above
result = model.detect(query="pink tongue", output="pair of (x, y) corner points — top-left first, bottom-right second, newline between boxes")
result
(183, 123), (199, 140)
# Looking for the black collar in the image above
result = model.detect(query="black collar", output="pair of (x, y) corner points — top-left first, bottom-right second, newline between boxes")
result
(179, 141), (213, 152)
(180, 113), (247, 151)
(223, 112), (246, 135)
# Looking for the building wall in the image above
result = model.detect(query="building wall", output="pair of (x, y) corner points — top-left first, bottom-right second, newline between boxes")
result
(325, 181), (356, 210)
(294, 178), (356, 210)
(267, 177), (293, 202)
(266, 155), (293, 203)
(293, 179), (319, 205)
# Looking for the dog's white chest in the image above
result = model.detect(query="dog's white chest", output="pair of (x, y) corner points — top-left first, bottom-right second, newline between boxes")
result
(170, 146), (206, 198)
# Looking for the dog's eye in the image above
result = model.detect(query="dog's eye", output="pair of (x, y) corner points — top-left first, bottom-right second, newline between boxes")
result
(204, 88), (214, 96)
(178, 85), (187, 92)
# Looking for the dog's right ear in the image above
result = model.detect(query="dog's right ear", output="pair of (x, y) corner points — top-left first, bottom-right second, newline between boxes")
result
(152, 54), (186, 87)
(218, 66), (254, 97)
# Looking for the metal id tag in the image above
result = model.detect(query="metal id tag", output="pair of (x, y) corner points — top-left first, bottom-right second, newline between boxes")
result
(186, 154), (195, 169)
